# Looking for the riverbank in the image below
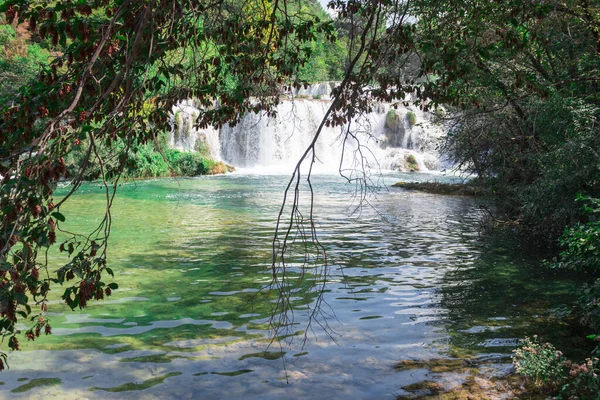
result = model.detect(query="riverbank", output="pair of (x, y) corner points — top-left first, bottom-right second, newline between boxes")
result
(391, 179), (600, 400)
(65, 141), (234, 181)
(391, 181), (488, 196)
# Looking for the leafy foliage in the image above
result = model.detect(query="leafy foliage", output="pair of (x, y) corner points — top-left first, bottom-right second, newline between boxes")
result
(549, 196), (600, 334)
(513, 336), (566, 386)
(574, 280), (600, 332)
(552, 196), (600, 274)
(514, 335), (600, 399)
(411, 0), (600, 245)
(558, 355), (600, 400)
(0, 18), (51, 96)
(1, 0), (598, 379)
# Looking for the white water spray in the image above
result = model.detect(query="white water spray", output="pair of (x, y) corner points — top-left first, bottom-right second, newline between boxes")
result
(170, 84), (446, 173)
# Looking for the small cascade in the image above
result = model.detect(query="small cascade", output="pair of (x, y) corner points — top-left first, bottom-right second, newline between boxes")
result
(291, 82), (337, 100)
(170, 100), (221, 160)
(170, 92), (446, 173)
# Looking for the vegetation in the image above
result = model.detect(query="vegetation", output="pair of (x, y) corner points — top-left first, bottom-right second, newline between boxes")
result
(64, 134), (231, 180)
(389, 2), (600, 394)
(513, 336), (566, 386)
(513, 336), (600, 399)
(419, 1), (600, 245)
(293, 1), (347, 82)
(404, 153), (419, 171)
(392, 181), (488, 197)
(406, 111), (416, 126)
(385, 109), (400, 130)
(0, 19), (50, 95)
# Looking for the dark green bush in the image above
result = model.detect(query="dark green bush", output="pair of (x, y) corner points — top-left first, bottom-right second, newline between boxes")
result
(176, 151), (210, 176)
(552, 196), (600, 274)
(65, 138), (219, 180)
(574, 279), (600, 332)
(444, 95), (600, 245)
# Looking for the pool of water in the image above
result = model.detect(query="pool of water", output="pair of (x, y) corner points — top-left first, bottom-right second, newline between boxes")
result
(2, 172), (576, 398)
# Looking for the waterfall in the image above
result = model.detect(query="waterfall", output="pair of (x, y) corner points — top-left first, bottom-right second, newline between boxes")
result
(170, 90), (446, 173)
(170, 99), (222, 160)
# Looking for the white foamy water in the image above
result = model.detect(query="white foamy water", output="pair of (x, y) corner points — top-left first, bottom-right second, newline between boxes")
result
(170, 85), (447, 174)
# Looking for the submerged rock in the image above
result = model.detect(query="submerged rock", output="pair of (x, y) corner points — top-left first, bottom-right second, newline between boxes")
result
(395, 357), (535, 400)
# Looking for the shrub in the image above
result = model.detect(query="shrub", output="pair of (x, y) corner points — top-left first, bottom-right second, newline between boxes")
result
(557, 358), (600, 400)
(125, 144), (170, 178)
(513, 336), (566, 386)
(176, 152), (209, 176)
(552, 196), (600, 274)
(546, 196), (600, 336)
(65, 137), (227, 180)
(574, 279), (600, 332)
(514, 336), (600, 399)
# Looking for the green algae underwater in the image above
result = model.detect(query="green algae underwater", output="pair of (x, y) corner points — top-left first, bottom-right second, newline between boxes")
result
(2, 173), (581, 399)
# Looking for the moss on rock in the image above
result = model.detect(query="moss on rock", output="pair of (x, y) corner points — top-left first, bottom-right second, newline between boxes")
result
(407, 111), (417, 126)
(386, 109), (402, 131)
(395, 359), (468, 374)
(405, 154), (420, 172)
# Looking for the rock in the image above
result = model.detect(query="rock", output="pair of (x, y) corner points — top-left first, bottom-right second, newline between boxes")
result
(405, 153), (420, 172)
(384, 109), (406, 147)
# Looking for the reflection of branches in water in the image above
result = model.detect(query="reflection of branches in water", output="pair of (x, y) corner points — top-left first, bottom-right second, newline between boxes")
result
(339, 117), (387, 218)
(269, 1), (402, 348)
(268, 104), (339, 349)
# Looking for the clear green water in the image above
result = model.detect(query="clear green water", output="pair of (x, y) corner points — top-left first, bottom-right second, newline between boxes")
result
(3, 173), (577, 399)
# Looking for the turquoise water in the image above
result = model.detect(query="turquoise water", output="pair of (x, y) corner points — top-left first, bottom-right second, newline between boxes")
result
(2, 173), (576, 399)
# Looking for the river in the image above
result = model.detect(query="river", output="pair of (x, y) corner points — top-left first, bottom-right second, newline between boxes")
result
(3, 172), (576, 398)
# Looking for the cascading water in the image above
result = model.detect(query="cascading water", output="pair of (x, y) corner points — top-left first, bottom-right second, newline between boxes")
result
(170, 83), (446, 173)
(170, 99), (222, 161)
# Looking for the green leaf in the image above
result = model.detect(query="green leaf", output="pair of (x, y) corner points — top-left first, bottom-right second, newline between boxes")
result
(108, 283), (118, 290)
(0, 261), (12, 271)
(62, 287), (73, 299)
(14, 292), (28, 306)
(51, 212), (66, 222)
